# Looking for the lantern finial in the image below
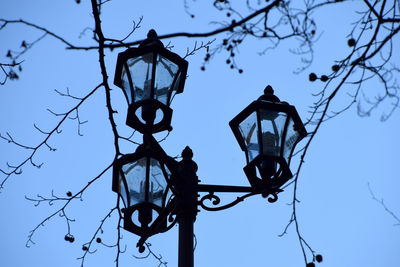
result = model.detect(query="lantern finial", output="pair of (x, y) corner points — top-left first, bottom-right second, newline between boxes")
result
(260, 85), (280, 102)
(140, 29), (163, 48)
(182, 146), (193, 160)
(147, 29), (158, 39)
(264, 85), (274, 95)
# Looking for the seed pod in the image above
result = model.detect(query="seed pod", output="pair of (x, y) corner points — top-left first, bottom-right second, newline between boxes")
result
(331, 65), (340, 72)
(316, 254), (323, 263)
(320, 75), (329, 82)
(309, 73), (317, 82)
(347, 38), (356, 47)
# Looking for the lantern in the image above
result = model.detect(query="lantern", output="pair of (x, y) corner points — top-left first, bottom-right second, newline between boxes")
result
(229, 86), (307, 191)
(112, 142), (176, 237)
(114, 30), (188, 134)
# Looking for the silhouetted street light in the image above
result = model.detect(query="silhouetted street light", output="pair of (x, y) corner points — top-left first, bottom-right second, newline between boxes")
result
(112, 30), (307, 267)
(114, 29), (188, 134)
(230, 86), (307, 198)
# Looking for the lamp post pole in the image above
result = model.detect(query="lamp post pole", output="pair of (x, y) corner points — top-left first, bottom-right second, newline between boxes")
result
(176, 147), (198, 267)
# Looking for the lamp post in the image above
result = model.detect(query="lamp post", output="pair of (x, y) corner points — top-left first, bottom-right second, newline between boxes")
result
(113, 30), (307, 267)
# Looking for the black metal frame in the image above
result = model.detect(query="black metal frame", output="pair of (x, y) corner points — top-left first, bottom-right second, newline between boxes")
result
(114, 44), (188, 98)
(126, 99), (173, 133)
(229, 98), (307, 188)
(112, 101), (306, 267)
(243, 154), (292, 190)
(114, 39), (188, 134)
(112, 33), (307, 267)
(114, 140), (287, 247)
(229, 99), (307, 154)
(112, 135), (179, 237)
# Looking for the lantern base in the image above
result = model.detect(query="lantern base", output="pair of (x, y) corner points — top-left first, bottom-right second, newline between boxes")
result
(243, 155), (292, 194)
(126, 99), (173, 134)
(122, 202), (167, 237)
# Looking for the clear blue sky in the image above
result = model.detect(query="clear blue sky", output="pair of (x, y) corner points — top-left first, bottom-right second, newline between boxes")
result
(0, 1), (399, 267)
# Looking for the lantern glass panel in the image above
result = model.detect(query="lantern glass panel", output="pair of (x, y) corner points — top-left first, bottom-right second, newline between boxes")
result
(121, 158), (147, 206)
(260, 110), (287, 157)
(121, 65), (131, 103)
(154, 55), (179, 105)
(117, 170), (129, 207)
(170, 71), (182, 103)
(149, 159), (170, 207)
(121, 53), (154, 104)
(282, 117), (300, 161)
(238, 111), (259, 162)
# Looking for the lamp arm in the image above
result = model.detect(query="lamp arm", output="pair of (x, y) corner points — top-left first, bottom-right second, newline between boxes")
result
(197, 184), (255, 193)
(198, 191), (259, 212)
(197, 184), (281, 212)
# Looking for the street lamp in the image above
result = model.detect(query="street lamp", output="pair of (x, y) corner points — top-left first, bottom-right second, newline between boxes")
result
(114, 29), (188, 134)
(229, 85), (307, 197)
(112, 30), (307, 267)
(112, 136), (177, 237)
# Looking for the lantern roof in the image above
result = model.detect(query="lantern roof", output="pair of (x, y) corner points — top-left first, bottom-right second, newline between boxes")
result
(229, 89), (307, 153)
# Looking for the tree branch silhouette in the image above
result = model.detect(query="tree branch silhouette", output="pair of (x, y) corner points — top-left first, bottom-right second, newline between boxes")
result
(25, 162), (113, 248)
(0, 83), (102, 190)
(368, 183), (400, 226)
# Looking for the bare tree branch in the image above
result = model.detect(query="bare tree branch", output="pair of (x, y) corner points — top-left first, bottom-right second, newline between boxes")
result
(25, 162), (113, 247)
(368, 183), (400, 226)
(0, 84), (102, 190)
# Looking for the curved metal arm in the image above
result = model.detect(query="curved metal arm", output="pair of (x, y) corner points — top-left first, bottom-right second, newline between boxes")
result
(199, 191), (257, 211)
(197, 184), (281, 212)
(197, 184), (255, 193)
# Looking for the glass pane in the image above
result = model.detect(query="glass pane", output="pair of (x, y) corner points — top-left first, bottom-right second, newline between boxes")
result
(121, 64), (132, 105)
(126, 53), (154, 102)
(122, 158), (147, 206)
(239, 112), (259, 162)
(154, 55), (179, 105)
(169, 71), (182, 104)
(260, 110), (287, 157)
(149, 159), (168, 207)
(283, 117), (300, 161)
(161, 164), (173, 207)
(118, 169), (129, 207)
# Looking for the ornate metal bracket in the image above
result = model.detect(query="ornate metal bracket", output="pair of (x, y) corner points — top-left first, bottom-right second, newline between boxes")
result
(199, 191), (257, 211)
(197, 184), (280, 212)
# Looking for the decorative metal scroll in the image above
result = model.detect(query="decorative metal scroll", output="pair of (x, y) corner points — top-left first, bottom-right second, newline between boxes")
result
(198, 190), (278, 212)
(164, 208), (178, 232)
